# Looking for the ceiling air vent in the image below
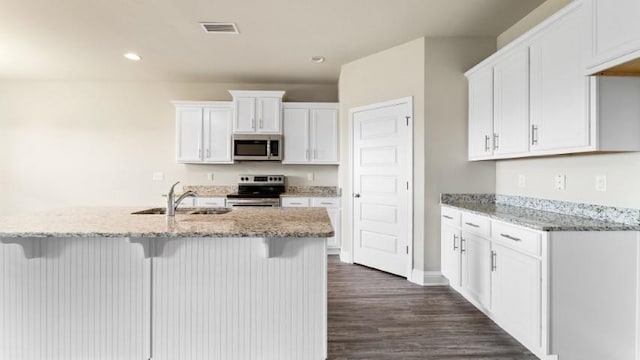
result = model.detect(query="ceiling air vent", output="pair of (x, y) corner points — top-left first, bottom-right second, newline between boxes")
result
(200, 22), (240, 34)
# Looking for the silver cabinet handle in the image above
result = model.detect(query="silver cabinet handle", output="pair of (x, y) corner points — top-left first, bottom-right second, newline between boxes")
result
(500, 233), (522, 242)
(484, 135), (490, 152)
(314, 149), (318, 159)
(491, 251), (497, 271)
(531, 124), (538, 145)
(460, 237), (466, 253)
(206, 149), (210, 158)
(320, 202), (333, 205)
(252, 118), (256, 129)
(198, 148), (202, 158)
(465, 222), (480, 228)
(493, 133), (500, 150)
(260, 118), (263, 129)
(442, 215), (453, 220)
(306, 149), (310, 160)
(453, 234), (459, 251)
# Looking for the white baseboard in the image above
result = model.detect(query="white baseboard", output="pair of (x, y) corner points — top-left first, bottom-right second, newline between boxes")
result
(339, 250), (352, 263)
(409, 269), (448, 286)
(327, 248), (340, 256)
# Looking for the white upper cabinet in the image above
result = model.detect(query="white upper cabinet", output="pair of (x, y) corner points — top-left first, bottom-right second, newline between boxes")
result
(465, 1), (640, 161)
(282, 103), (339, 165)
(586, 0), (640, 74)
(229, 91), (285, 134)
(493, 46), (530, 157)
(174, 101), (233, 164)
(529, 2), (591, 153)
(468, 66), (494, 160)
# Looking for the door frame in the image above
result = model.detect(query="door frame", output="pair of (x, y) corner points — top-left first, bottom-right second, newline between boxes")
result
(348, 96), (414, 280)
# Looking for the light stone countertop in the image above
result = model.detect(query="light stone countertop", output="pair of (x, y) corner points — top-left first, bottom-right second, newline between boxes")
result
(0, 207), (334, 238)
(441, 202), (640, 231)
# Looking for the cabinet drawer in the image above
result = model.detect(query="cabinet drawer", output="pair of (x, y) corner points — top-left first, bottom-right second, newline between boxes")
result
(195, 197), (226, 208)
(491, 221), (542, 257)
(441, 207), (461, 226)
(311, 197), (340, 208)
(281, 197), (310, 207)
(461, 212), (491, 238)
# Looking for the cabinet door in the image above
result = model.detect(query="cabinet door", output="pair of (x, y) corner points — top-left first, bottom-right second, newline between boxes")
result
(461, 231), (491, 310)
(467, 66), (494, 160)
(441, 223), (461, 287)
(234, 97), (256, 132)
(530, 4), (591, 153)
(283, 108), (310, 163)
(257, 97), (281, 133)
(310, 108), (339, 164)
(587, 0), (640, 71)
(491, 243), (541, 349)
(327, 208), (341, 250)
(176, 107), (204, 162)
(204, 106), (233, 163)
(493, 47), (530, 157)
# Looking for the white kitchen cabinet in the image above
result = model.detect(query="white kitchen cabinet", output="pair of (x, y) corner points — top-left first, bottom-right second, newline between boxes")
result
(229, 90), (285, 134)
(529, 3), (591, 153)
(174, 101), (233, 164)
(467, 66), (494, 160)
(460, 231), (492, 311)
(465, 1), (640, 161)
(491, 243), (541, 350)
(586, 0), (640, 75)
(195, 197), (226, 208)
(282, 196), (341, 253)
(441, 222), (461, 287)
(492, 46), (530, 157)
(283, 103), (339, 165)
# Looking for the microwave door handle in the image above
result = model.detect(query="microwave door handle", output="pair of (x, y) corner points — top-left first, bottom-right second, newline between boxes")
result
(266, 140), (271, 159)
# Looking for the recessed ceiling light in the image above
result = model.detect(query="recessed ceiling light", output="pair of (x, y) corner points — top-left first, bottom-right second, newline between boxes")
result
(123, 53), (142, 61)
(311, 56), (325, 63)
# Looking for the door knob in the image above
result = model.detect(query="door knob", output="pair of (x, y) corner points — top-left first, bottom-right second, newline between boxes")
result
(353, 193), (361, 198)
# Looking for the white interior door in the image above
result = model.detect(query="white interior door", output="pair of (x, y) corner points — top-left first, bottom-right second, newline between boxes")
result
(352, 99), (412, 277)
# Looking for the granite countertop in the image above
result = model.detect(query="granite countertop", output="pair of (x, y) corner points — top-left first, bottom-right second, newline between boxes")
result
(0, 207), (334, 238)
(441, 197), (640, 232)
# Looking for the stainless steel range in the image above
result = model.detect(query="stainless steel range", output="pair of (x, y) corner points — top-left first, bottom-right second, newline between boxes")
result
(226, 175), (285, 207)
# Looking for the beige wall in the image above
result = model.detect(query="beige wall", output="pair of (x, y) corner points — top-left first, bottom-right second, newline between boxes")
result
(495, 0), (640, 208)
(338, 38), (427, 269)
(423, 38), (496, 272)
(0, 81), (338, 215)
(338, 37), (496, 273)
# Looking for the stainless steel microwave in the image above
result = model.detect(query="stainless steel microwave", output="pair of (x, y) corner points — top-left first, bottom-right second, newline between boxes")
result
(233, 134), (282, 161)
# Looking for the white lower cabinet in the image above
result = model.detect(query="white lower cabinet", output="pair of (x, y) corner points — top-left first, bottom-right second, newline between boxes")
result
(282, 197), (341, 253)
(460, 231), (492, 310)
(491, 243), (541, 349)
(441, 206), (640, 360)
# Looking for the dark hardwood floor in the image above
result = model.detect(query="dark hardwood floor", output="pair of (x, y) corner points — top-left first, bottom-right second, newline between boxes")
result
(327, 256), (538, 360)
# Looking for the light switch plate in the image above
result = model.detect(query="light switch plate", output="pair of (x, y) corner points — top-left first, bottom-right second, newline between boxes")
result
(152, 172), (164, 181)
(207, 172), (214, 181)
(596, 175), (607, 192)
(307, 172), (314, 181)
(555, 174), (566, 191)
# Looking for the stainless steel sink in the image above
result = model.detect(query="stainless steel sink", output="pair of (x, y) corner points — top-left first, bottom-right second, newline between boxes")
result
(132, 207), (231, 215)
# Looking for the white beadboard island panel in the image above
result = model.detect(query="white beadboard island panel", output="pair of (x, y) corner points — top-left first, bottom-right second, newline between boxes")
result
(152, 237), (327, 360)
(0, 237), (150, 360)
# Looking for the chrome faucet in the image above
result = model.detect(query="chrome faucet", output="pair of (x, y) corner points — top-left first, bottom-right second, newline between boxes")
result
(166, 181), (198, 216)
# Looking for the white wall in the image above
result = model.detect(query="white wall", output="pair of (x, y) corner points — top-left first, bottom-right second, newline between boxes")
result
(338, 37), (496, 272)
(0, 81), (338, 215)
(494, 0), (640, 208)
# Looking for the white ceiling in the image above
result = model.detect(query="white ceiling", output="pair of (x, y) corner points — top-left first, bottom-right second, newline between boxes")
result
(0, 0), (544, 83)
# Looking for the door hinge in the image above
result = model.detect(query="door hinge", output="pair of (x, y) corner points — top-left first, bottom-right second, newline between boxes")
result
(406, 246), (409, 254)
(406, 181), (409, 190)
(405, 116), (411, 126)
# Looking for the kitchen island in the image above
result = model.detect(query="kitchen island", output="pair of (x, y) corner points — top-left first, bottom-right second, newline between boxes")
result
(0, 207), (333, 360)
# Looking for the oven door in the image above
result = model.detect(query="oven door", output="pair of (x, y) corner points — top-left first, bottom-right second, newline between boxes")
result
(226, 198), (280, 207)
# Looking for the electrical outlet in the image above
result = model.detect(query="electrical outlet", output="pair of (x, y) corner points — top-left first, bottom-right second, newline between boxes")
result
(596, 175), (607, 192)
(152, 172), (164, 181)
(555, 174), (566, 191)
(518, 175), (526, 188)
(307, 172), (314, 181)
(207, 172), (214, 181)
